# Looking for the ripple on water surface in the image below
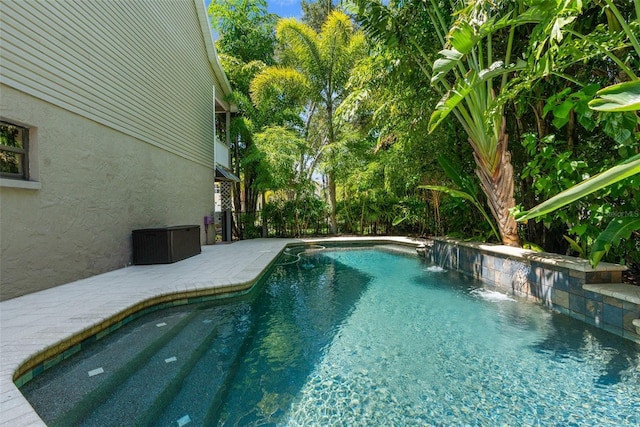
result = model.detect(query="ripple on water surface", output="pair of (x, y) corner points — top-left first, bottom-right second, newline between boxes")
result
(281, 250), (640, 426)
(20, 248), (640, 426)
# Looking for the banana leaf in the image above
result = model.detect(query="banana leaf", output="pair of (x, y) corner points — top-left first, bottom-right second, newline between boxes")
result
(428, 70), (477, 133)
(436, 155), (478, 196)
(563, 235), (586, 258)
(448, 20), (480, 54)
(429, 60), (526, 133)
(589, 216), (640, 267)
(431, 49), (464, 84)
(588, 80), (640, 112)
(515, 155), (640, 221)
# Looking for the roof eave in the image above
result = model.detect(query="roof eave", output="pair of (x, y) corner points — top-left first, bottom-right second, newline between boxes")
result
(193, 0), (238, 113)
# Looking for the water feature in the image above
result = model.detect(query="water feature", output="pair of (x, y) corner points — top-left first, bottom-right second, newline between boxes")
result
(20, 246), (640, 426)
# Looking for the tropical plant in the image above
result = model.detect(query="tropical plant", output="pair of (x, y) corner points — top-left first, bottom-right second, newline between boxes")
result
(590, 80), (640, 112)
(263, 195), (329, 237)
(590, 216), (640, 266)
(515, 154), (640, 222)
(337, 27), (482, 239)
(514, 154), (640, 266)
(209, 0), (279, 238)
(352, 0), (640, 255)
(352, 0), (575, 246)
(419, 155), (500, 242)
(250, 10), (367, 234)
(208, 0), (277, 65)
(585, 0), (640, 111)
(246, 126), (308, 193)
(301, 0), (336, 32)
(512, 0), (640, 266)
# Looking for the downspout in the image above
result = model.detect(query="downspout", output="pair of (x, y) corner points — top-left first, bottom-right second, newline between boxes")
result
(213, 85), (217, 186)
(211, 86), (217, 243)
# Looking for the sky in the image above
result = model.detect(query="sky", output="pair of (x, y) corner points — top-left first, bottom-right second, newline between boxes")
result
(266, 0), (303, 18)
(205, 0), (303, 19)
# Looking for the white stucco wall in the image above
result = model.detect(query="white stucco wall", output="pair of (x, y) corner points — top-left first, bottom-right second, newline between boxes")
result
(0, 86), (215, 300)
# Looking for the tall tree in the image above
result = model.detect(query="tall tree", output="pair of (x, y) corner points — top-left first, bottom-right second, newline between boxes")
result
(209, 0), (277, 64)
(337, 43), (475, 237)
(209, 0), (278, 236)
(302, 0), (336, 32)
(352, 0), (588, 246)
(251, 11), (366, 234)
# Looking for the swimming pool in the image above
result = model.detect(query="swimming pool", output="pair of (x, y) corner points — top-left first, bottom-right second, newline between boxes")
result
(20, 245), (640, 425)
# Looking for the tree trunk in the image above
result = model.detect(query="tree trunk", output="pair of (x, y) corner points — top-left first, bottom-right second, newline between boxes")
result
(325, 96), (339, 235)
(244, 167), (259, 214)
(261, 192), (267, 237)
(474, 118), (521, 247)
(533, 100), (547, 139)
(566, 109), (575, 151)
(233, 135), (243, 239)
(360, 199), (365, 234)
(328, 172), (338, 234)
(431, 189), (441, 236)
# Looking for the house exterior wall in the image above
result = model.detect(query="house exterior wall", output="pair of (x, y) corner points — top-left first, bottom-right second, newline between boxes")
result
(0, 0), (233, 300)
(0, 0), (229, 168)
(0, 86), (215, 300)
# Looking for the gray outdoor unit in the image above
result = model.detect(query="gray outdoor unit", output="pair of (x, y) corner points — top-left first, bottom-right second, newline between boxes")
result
(132, 225), (201, 265)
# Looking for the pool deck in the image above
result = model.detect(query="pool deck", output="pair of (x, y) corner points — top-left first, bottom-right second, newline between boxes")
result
(0, 236), (421, 426)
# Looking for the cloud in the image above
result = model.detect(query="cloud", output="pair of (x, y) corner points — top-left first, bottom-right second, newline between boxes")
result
(272, 0), (298, 5)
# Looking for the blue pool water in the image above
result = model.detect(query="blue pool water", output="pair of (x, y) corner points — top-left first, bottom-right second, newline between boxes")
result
(21, 246), (640, 426)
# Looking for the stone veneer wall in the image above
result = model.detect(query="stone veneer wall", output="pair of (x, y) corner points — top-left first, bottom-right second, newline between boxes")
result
(428, 237), (640, 343)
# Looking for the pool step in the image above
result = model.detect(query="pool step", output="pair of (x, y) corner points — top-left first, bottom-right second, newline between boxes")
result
(46, 305), (228, 426)
(144, 308), (257, 426)
(22, 308), (201, 426)
(582, 282), (640, 305)
(201, 307), (265, 425)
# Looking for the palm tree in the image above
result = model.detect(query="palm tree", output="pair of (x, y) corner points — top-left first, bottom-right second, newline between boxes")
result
(250, 11), (366, 234)
(353, 0), (577, 246)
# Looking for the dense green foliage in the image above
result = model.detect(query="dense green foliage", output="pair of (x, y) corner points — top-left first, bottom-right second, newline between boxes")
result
(210, 0), (639, 267)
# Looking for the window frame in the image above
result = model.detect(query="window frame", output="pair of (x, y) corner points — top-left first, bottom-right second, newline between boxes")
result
(0, 120), (30, 180)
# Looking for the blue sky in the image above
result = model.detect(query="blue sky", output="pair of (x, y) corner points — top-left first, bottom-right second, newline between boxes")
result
(205, 0), (302, 18)
(267, 0), (302, 18)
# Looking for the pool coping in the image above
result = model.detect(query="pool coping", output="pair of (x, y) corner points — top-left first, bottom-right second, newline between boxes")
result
(431, 237), (628, 273)
(0, 236), (422, 426)
(429, 238), (640, 306)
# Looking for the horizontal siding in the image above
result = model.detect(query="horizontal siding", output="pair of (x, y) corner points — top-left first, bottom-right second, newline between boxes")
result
(0, 0), (228, 168)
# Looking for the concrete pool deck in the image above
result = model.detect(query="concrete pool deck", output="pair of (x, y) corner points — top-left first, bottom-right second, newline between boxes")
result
(0, 236), (421, 426)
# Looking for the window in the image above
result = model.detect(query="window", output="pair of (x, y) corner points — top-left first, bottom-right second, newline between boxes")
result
(1, 120), (29, 180)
